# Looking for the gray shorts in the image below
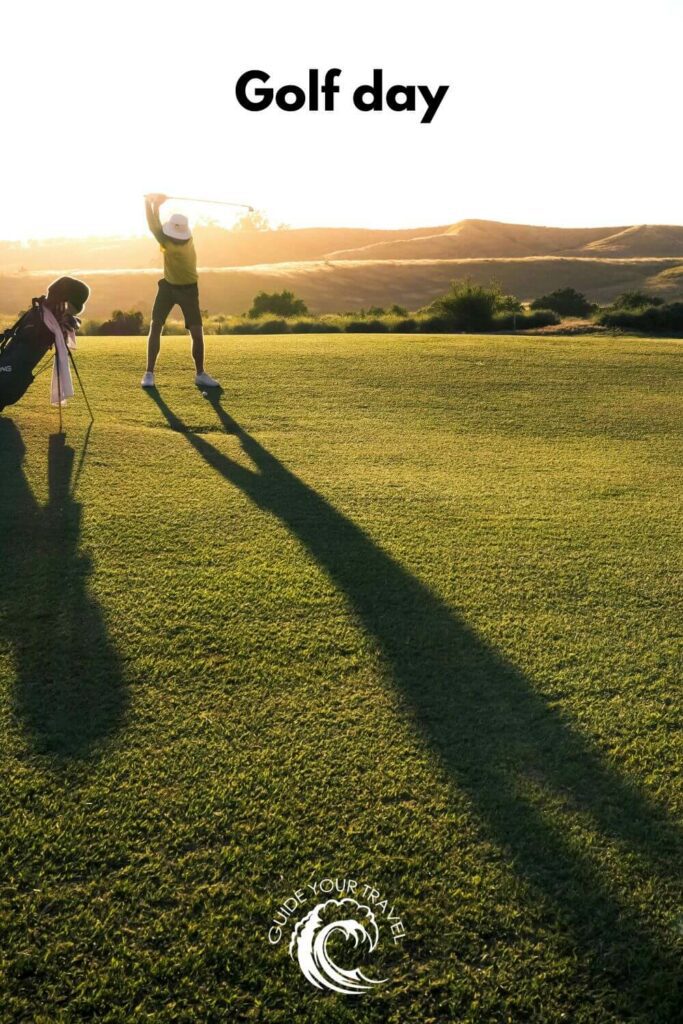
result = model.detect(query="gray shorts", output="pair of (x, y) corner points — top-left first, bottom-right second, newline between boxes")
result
(152, 279), (202, 328)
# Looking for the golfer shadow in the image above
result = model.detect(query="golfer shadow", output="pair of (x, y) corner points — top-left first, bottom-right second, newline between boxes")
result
(148, 389), (681, 1015)
(0, 420), (128, 760)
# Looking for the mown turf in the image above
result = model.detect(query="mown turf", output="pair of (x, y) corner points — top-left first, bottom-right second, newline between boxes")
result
(0, 333), (681, 1023)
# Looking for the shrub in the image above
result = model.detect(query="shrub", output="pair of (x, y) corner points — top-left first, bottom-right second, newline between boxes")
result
(526, 309), (560, 328)
(597, 302), (683, 334)
(494, 309), (560, 330)
(496, 294), (524, 313)
(248, 290), (308, 318)
(530, 287), (595, 318)
(426, 279), (501, 331)
(256, 319), (290, 334)
(80, 319), (102, 335)
(418, 315), (452, 333)
(233, 209), (271, 232)
(611, 291), (664, 310)
(98, 309), (146, 335)
(345, 319), (387, 333)
(393, 318), (418, 333)
(313, 321), (342, 333)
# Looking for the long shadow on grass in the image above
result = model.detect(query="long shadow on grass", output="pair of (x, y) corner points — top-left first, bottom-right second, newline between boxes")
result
(0, 420), (127, 759)
(148, 389), (681, 1019)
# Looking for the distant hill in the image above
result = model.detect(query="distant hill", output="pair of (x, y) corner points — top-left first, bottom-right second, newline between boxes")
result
(1, 218), (682, 317)
(575, 224), (683, 257)
(324, 220), (619, 261)
(324, 220), (683, 261)
(0, 225), (445, 273)
(3, 219), (683, 275)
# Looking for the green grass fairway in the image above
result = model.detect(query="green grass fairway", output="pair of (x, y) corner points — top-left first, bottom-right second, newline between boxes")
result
(1, 333), (681, 1023)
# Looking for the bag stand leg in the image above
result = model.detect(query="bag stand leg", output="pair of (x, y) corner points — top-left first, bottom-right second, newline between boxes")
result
(53, 347), (94, 430)
(55, 346), (63, 434)
(68, 349), (95, 423)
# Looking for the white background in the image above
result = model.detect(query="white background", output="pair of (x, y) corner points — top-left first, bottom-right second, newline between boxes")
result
(2, 0), (682, 238)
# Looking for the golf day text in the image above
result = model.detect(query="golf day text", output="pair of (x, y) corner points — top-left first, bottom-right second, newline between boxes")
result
(236, 69), (450, 124)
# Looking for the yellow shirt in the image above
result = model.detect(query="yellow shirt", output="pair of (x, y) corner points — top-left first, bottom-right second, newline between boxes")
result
(159, 237), (198, 286)
(145, 201), (198, 285)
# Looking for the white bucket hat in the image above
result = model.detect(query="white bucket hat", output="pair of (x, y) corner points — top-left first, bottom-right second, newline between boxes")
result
(162, 213), (192, 241)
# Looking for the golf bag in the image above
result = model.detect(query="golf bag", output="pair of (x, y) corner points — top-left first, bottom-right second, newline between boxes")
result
(0, 299), (77, 412)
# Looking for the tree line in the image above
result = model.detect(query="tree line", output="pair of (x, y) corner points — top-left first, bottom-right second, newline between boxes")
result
(81, 282), (683, 336)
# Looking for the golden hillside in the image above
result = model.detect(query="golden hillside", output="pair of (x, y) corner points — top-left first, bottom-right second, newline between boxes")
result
(0, 225), (444, 273)
(2, 219), (682, 317)
(3, 219), (683, 274)
(325, 220), (683, 261)
(3, 258), (682, 319)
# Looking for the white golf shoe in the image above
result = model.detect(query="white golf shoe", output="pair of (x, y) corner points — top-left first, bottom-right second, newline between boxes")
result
(195, 371), (220, 388)
(141, 371), (155, 388)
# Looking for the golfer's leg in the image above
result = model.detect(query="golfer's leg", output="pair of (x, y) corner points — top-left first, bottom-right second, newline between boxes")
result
(148, 281), (172, 373)
(146, 321), (163, 372)
(189, 325), (205, 375)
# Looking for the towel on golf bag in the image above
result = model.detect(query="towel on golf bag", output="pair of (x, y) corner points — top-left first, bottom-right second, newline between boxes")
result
(42, 305), (76, 406)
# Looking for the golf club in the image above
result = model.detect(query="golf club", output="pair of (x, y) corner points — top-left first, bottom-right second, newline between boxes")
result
(146, 194), (254, 212)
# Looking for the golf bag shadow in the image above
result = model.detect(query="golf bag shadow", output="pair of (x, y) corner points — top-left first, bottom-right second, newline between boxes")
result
(0, 420), (127, 757)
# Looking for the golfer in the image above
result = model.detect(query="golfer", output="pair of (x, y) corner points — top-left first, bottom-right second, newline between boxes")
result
(141, 194), (219, 389)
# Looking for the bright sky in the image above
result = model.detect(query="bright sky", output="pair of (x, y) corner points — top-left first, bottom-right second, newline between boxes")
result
(2, 0), (682, 240)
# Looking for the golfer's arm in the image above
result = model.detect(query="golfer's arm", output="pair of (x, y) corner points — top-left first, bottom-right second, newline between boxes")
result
(145, 199), (166, 245)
